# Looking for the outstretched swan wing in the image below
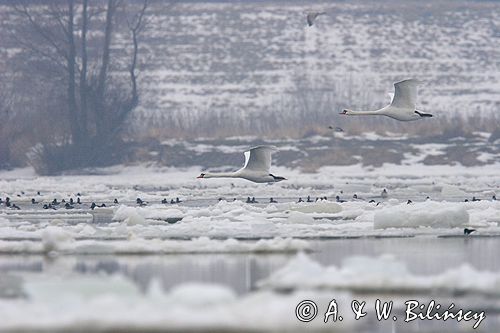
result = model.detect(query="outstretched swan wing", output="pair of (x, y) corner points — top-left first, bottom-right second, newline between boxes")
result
(391, 79), (420, 109)
(387, 92), (394, 103)
(242, 146), (277, 173)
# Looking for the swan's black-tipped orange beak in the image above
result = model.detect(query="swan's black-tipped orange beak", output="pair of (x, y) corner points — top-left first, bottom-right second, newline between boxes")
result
(339, 109), (348, 115)
(197, 173), (205, 179)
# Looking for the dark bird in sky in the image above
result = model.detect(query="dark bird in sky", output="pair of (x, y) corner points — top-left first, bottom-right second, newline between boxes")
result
(306, 11), (326, 26)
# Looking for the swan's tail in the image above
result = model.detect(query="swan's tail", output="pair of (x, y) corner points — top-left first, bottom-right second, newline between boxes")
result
(415, 110), (433, 118)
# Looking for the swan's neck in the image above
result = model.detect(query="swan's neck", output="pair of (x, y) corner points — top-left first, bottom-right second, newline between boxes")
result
(346, 109), (382, 116)
(204, 172), (239, 179)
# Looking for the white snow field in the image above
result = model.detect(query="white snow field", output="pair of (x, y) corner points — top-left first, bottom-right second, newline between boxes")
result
(1, 163), (500, 332)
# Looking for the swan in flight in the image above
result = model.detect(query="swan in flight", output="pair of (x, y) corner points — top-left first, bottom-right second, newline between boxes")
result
(197, 146), (286, 183)
(341, 79), (433, 121)
(306, 11), (326, 26)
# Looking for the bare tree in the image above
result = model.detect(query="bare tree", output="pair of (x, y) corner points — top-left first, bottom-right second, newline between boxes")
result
(8, 0), (149, 173)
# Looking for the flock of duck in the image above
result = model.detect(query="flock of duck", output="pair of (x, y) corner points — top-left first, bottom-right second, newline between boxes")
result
(1, 190), (496, 212)
(0, 194), (183, 211)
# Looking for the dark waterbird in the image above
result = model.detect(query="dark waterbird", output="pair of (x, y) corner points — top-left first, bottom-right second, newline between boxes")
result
(328, 126), (344, 132)
(464, 228), (476, 235)
(336, 196), (346, 203)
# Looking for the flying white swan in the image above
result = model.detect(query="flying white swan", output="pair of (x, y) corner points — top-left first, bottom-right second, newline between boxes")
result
(341, 79), (433, 121)
(197, 146), (286, 183)
(306, 11), (326, 26)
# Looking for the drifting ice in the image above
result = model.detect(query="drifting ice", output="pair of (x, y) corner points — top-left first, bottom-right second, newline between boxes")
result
(374, 202), (469, 229)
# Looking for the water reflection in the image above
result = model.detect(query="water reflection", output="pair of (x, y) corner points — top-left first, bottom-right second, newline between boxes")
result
(1, 237), (500, 295)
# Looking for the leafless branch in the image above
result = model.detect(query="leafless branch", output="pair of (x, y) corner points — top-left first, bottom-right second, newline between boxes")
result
(12, 3), (68, 62)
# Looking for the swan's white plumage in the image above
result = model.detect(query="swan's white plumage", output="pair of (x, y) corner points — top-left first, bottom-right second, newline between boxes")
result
(342, 79), (432, 121)
(390, 79), (420, 109)
(242, 146), (276, 173)
(387, 92), (394, 103)
(198, 145), (284, 183)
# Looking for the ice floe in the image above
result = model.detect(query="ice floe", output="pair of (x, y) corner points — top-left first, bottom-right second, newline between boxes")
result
(0, 276), (356, 332)
(259, 252), (500, 296)
(0, 236), (310, 255)
(374, 202), (470, 229)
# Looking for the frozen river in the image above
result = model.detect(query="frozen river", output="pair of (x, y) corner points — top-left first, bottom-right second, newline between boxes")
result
(0, 164), (499, 332)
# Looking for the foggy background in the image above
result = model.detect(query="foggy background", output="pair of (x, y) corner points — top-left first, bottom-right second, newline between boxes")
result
(0, 0), (499, 174)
